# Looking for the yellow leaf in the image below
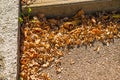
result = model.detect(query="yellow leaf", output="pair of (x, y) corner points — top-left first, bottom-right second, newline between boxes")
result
(112, 14), (120, 19)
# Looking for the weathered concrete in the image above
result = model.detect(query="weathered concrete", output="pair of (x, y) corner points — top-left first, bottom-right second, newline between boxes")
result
(0, 0), (18, 80)
(23, 0), (120, 17)
(34, 0), (94, 4)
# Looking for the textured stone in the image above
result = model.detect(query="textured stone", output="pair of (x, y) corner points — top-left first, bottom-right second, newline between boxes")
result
(0, 0), (18, 80)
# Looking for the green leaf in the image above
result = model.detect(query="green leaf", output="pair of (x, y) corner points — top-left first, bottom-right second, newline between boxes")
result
(19, 17), (23, 23)
(28, 7), (32, 13)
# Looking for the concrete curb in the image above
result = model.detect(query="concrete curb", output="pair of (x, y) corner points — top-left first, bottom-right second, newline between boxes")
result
(22, 0), (120, 17)
(0, 0), (18, 80)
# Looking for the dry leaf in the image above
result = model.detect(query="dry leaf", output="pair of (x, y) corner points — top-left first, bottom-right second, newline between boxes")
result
(70, 59), (75, 65)
(94, 46), (100, 52)
(74, 9), (85, 18)
(20, 10), (120, 80)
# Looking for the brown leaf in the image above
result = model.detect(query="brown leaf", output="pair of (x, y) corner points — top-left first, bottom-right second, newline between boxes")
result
(74, 9), (85, 18)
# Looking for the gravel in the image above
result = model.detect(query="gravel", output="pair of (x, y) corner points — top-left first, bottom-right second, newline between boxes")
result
(0, 0), (18, 80)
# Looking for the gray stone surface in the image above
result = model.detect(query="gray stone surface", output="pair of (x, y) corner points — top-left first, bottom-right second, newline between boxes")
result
(0, 0), (18, 80)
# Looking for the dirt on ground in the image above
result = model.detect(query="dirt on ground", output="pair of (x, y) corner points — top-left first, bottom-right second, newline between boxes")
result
(41, 39), (120, 80)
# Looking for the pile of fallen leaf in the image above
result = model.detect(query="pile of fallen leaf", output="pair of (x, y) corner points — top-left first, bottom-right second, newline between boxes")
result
(20, 10), (120, 80)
